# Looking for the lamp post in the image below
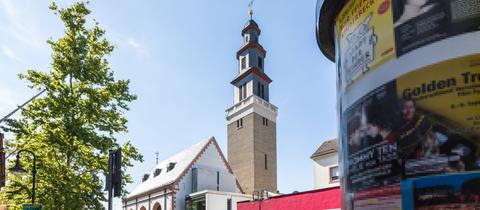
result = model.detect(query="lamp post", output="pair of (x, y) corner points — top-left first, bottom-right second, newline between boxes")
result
(9, 149), (36, 204)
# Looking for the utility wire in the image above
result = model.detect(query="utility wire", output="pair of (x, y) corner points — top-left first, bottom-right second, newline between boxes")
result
(1, 89), (47, 159)
(0, 89), (46, 124)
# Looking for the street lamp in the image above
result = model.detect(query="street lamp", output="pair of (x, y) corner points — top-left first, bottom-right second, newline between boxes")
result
(9, 149), (37, 204)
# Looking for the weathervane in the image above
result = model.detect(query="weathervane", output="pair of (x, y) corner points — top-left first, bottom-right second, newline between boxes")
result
(155, 151), (159, 164)
(248, 0), (255, 20)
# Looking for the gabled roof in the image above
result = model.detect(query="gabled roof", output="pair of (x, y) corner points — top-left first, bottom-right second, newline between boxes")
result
(126, 137), (242, 200)
(310, 139), (338, 159)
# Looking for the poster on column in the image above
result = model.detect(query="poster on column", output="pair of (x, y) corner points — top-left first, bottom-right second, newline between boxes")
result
(343, 54), (480, 194)
(335, 0), (397, 87)
(336, 0), (480, 89)
(353, 184), (402, 210)
(401, 172), (480, 209)
(393, 0), (480, 56)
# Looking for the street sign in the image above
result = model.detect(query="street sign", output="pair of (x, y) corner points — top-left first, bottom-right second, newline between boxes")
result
(22, 204), (42, 210)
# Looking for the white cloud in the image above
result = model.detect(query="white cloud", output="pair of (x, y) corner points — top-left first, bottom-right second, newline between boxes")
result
(103, 24), (151, 59)
(0, 0), (45, 49)
(126, 37), (150, 58)
(2, 45), (21, 62)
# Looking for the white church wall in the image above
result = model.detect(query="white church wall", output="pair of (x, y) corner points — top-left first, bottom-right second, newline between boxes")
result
(176, 169), (192, 210)
(193, 144), (239, 192)
(172, 142), (241, 210)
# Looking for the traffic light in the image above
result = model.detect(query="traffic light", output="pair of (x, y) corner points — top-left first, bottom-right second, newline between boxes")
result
(0, 133), (5, 188)
(112, 149), (122, 197)
(106, 148), (122, 210)
(105, 149), (122, 196)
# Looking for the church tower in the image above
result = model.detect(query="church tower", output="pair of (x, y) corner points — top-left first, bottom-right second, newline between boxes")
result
(226, 10), (278, 194)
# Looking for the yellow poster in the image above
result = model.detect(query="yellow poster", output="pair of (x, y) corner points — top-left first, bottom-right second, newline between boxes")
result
(336, 0), (396, 86)
(397, 54), (480, 138)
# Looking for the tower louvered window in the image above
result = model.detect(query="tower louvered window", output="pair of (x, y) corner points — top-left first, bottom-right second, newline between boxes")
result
(241, 57), (246, 70)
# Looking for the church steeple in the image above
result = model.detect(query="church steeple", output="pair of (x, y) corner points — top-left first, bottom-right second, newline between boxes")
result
(238, 16), (264, 71)
(232, 15), (271, 104)
(226, 12), (278, 194)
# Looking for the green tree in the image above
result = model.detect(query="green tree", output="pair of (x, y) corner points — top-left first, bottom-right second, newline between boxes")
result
(1, 2), (143, 209)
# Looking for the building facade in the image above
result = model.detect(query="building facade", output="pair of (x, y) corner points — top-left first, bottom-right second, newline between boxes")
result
(123, 137), (243, 210)
(226, 12), (278, 194)
(186, 190), (250, 210)
(310, 139), (339, 189)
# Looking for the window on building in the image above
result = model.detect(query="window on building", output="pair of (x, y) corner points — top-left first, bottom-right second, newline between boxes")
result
(154, 168), (162, 177)
(245, 36), (249, 43)
(330, 166), (339, 182)
(262, 117), (268, 127)
(241, 57), (246, 70)
(239, 85), (243, 101)
(261, 84), (265, 99)
(142, 174), (149, 182)
(239, 83), (247, 101)
(257, 82), (260, 98)
(153, 203), (162, 210)
(227, 199), (232, 210)
(264, 154), (268, 170)
(257, 82), (265, 99)
(237, 118), (243, 129)
(167, 162), (176, 172)
(192, 168), (198, 192)
(258, 57), (263, 69)
(216, 171), (220, 191)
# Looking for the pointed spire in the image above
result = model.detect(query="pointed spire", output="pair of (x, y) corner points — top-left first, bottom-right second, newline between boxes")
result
(248, 0), (255, 20)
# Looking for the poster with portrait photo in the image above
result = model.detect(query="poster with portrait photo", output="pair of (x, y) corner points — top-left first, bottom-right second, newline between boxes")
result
(393, 0), (480, 56)
(344, 81), (402, 192)
(395, 54), (480, 179)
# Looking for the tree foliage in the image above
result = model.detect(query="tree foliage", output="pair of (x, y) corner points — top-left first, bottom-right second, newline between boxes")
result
(1, 2), (143, 209)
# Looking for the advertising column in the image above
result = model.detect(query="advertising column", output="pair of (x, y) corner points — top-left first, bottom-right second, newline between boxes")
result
(317, 0), (480, 209)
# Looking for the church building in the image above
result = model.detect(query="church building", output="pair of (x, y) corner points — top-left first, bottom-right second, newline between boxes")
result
(225, 10), (278, 194)
(123, 137), (243, 210)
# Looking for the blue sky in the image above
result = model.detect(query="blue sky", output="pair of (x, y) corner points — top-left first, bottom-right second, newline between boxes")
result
(0, 0), (336, 207)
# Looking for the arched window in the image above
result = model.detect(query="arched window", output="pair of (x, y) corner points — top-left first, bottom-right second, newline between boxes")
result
(152, 202), (162, 210)
(140, 206), (147, 210)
